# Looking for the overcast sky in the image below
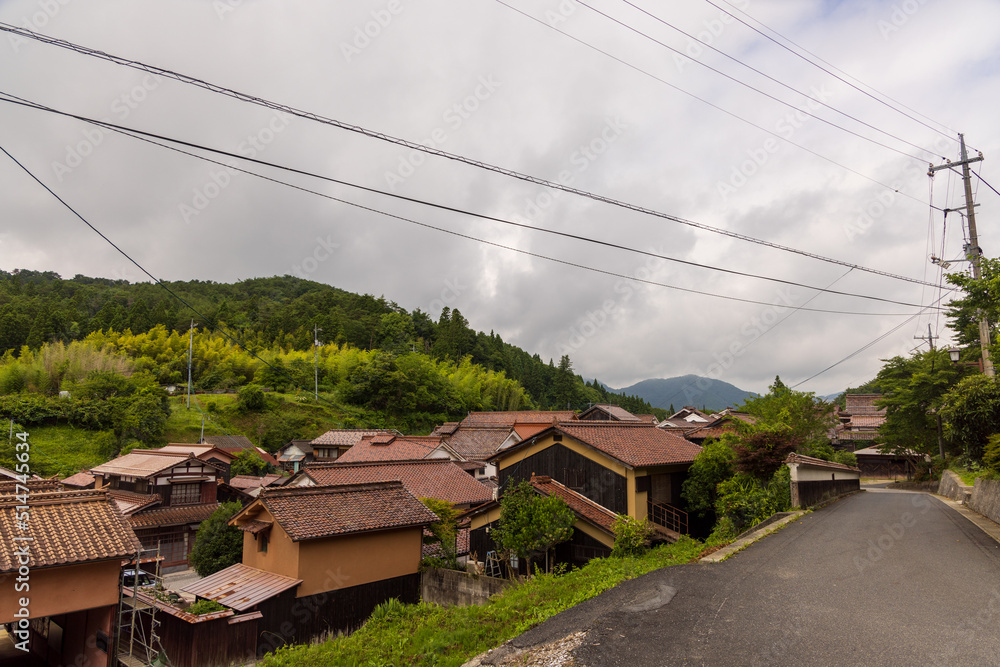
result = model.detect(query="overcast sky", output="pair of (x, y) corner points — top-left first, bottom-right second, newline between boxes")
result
(1, 0), (998, 397)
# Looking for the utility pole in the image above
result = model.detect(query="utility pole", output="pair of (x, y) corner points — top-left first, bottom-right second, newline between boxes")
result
(314, 324), (322, 400)
(914, 323), (937, 351)
(929, 134), (993, 377)
(186, 320), (194, 409)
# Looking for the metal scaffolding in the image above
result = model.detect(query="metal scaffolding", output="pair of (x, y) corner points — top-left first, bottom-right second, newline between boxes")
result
(115, 546), (169, 667)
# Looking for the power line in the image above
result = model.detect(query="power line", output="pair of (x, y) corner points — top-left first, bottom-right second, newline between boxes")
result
(579, 0), (939, 161)
(0, 23), (944, 286)
(704, 0), (961, 143)
(490, 2), (941, 209)
(790, 294), (950, 388)
(0, 140), (347, 415)
(0, 91), (947, 312)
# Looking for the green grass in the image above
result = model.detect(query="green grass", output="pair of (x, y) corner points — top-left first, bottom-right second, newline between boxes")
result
(258, 537), (706, 667)
(16, 424), (111, 477)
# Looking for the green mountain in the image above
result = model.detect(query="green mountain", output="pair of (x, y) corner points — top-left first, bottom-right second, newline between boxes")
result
(607, 375), (754, 413)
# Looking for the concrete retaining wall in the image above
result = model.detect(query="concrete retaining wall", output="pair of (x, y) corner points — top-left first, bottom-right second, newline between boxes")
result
(421, 568), (512, 608)
(967, 477), (1000, 525)
(938, 470), (972, 503)
(794, 479), (860, 508)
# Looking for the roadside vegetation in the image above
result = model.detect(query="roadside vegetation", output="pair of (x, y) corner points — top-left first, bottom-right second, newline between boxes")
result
(258, 537), (705, 667)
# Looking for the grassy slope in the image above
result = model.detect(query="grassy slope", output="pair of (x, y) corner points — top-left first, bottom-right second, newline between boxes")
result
(17, 425), (111, 478)
(259, 538), (705, 667)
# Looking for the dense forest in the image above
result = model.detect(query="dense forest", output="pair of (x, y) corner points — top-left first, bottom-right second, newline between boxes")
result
(0, 270), (660, 441)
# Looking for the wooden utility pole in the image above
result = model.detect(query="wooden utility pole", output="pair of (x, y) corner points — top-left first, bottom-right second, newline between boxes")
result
(929, 134), (993, 377)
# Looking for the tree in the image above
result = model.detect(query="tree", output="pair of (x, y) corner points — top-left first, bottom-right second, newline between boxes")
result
(875, 349), (965, 461)
(681, 437), (738, 519)
(189, 501), (244, 577)
(940, 375), (1000, 463)
(420, 497), (461, 570)
(732, 426), (800, 482)
(945, 257), (1000, 352)
(236, 383), (266, 412)
(493, 481), (575, 576)
(739, 376), (834, 451)
(231, 449), (270, 477)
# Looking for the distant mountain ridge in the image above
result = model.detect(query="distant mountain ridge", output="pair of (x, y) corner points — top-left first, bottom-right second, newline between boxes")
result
(605, 375), (755, 413)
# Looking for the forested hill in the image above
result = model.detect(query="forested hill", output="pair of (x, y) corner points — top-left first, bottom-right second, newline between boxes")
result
(0, 269), (659, 416)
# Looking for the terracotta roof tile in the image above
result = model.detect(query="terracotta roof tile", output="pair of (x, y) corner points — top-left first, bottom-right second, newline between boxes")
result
(182, 563), (301, 612)
(461, 411), (576, 427)
(444, 426), (511, 460)
(335, 435), (441, 463)
(107, 489), (162, 515)
(497, 422), (702, 468)
(578, 404), (642, 422)
(128, 503), (220, 529)
(229, 474), (283, 490)
(843, 394), (886, 415)
(530, 475), (617, 535)
(0, 489), (141, 572)
(0, 479), (64, 494)
(310, 429), (397, 446)
(243, 482), (438, 541)
(61, 471), (96, 488)
(304, 460), (493, 506)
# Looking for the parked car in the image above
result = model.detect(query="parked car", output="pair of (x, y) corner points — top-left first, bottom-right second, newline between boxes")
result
(122, 568), (154, 589)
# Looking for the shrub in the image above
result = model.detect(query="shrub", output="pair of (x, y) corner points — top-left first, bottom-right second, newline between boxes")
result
(681, 438), (737, 520)
(189, 501), (244, 577)
(188, 599), (226, 615)
(611, 515), (654, 557)
(236, 383), (266, 412)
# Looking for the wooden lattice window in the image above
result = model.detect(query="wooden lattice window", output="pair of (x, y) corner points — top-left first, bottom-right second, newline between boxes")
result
(171, 482), (201, 505)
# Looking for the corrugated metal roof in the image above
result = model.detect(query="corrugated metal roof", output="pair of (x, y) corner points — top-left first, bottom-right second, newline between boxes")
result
(182, 563), (302, 611)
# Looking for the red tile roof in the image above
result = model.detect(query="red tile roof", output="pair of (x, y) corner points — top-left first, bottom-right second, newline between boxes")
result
(182, 562), (301, 611)
(843, 394), (885, 415)
(61, 471), (96, 488)
(497, 422), (702, 468)
(530, 475), (617, 535)
(310, 429), (397, 446)
(444, 426), (511, 460)
(240, 482), (438, 541)
(335, 434), (442, 463)
(127, 503), (220, 529)
(304, 460), (493, 506)
(107, 489), (162, 515)
(577, 404), (642, 422)
(461, 411), (576, 427)
(0, 489), (141, 572)
(229, 474), (284, 490)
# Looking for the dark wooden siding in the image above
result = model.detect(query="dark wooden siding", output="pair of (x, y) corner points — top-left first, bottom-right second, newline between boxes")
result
(255, 573), (422, 656)
(554, 529), (611, 568)
(499, 443), (627, 514)
(795, 479), (859, 507)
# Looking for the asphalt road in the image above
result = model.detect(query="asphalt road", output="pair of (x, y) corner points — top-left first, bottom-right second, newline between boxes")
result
(503, 490), (1000, 666)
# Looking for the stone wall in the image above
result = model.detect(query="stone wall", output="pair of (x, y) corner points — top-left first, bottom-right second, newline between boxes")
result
(967, 478), (1000, 525)
(421, 568), (513, 608)
(937, 469), (972, 503)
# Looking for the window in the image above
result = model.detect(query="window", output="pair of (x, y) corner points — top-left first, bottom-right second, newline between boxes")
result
(171, 482), (201, 505)
(258, 532), (269, 553)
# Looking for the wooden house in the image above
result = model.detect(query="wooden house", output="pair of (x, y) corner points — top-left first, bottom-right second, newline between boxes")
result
(0, 484), (141, 667)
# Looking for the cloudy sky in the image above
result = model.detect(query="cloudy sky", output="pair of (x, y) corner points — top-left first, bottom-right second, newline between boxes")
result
(1, 0), (998, 397)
